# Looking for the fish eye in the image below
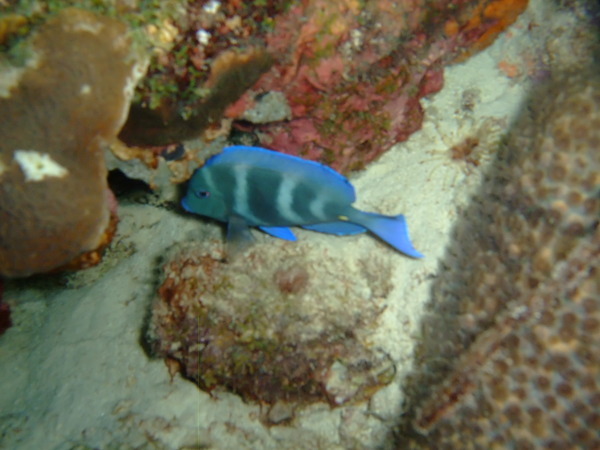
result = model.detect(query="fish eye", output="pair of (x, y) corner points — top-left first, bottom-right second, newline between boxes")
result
(195, 190), (210, 199)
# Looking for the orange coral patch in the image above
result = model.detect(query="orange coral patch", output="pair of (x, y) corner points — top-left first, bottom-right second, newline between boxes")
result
(454, 0), (528, 62)
(476, 0), (529, 52)
(444, 18), (460, 38)
(498, 59), (521, 78)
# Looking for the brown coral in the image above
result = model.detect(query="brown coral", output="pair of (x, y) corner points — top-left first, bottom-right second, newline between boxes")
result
(400, 71), (600, 448)
(119, 47), (272, 146)
(147, 240), (395, 422)
(0, 9), (145, 277)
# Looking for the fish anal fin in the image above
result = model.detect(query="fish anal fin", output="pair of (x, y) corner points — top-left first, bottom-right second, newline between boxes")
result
(301, 222), (366, 236)
(259, 226), (297, 241)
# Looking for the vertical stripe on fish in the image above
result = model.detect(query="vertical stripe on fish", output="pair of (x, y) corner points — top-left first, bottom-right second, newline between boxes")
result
(246, 168), (287, 225)
(276, 176), (306, 224)
(212, 165), (237, 215)
(290, 182), (322, 224)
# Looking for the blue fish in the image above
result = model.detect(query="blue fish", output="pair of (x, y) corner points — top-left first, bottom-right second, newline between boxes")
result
(181, 146), (423, 258)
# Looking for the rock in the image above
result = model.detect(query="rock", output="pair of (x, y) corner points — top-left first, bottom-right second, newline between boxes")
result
(147, 239), (396, 423)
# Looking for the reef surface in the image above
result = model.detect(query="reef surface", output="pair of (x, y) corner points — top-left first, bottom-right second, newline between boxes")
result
(0, 1), (596, 448)
(2, 0), (530, 199)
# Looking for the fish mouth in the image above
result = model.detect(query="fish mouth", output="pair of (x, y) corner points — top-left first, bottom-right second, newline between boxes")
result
(181, 197), (192, 212)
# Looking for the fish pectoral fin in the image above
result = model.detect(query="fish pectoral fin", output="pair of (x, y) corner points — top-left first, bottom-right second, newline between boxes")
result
(259, 226), (297, 241)
(227, 215), (254, 246)
(301, 222), (367, 236)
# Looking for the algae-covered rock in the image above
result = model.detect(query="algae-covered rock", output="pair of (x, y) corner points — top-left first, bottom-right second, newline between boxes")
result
(147, 240), (396, 423)
(0, 9), (146, 277)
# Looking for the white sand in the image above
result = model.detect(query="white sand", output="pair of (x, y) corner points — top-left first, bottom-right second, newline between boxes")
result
(0, 1), (573, 447)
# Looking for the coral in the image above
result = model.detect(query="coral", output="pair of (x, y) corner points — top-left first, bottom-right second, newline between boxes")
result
(0, 8), (146, 277)
(55, 189), (120, 273)
(119, 47), (272, 146)
(399, 70), (600, 448)
(55, 0), (528, 196)
(147, 240), (396, 423)
(447, 0), (530, 61)
(236, 0), (529, 173)
(2, 1), (529, 198)
(123, 0), (288, 134)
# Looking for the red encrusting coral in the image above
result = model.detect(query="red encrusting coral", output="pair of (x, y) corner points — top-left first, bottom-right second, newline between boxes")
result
(221, 0), (529, 173)
(112, 0), (529, 176)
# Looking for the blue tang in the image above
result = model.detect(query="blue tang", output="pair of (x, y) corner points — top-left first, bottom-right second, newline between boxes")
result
(181, 146), (423, 258)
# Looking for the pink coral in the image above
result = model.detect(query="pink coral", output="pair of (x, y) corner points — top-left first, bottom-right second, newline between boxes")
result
(112, 0), (529, 179)
(228, 0), (530, 173)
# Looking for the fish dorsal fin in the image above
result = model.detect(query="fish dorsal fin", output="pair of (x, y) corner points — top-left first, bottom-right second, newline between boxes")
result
(207, 146), (356, 203)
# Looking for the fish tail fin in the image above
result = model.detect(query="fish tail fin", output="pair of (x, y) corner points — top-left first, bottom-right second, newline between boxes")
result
(348, 209), (423, 258)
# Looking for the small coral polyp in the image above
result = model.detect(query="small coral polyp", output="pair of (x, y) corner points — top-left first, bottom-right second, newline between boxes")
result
(147, 240), (395, 419)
